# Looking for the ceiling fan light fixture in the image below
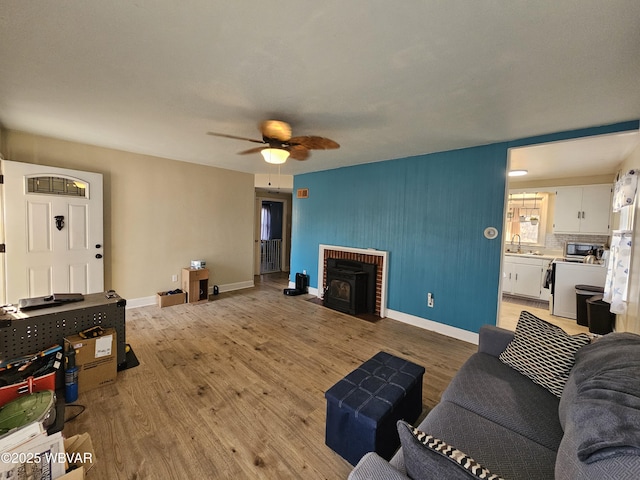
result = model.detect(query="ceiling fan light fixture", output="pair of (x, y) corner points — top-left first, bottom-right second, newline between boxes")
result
(508, 169), (528, 177)
(261, 148), (289, 164)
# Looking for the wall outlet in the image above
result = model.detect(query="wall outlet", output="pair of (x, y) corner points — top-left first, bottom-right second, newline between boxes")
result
(172, 274), (178, 282)
(427, 292), (434, 308)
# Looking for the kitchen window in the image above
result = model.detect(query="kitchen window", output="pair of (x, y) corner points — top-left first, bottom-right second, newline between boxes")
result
(505, 193), (549, 245)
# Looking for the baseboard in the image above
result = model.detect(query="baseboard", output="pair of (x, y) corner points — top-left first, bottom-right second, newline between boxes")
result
(126, 280), (255, 309)
(308, 286), (319, 296)
(386, 309), (479, 345)
(215, 281), (254, 293)
(288, 282), (319, 297)
(304, 289), (476, 343)
(126, 296), (157, 309)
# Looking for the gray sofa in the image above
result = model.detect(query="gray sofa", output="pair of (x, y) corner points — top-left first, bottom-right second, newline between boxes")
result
(348, 320), (640, 480)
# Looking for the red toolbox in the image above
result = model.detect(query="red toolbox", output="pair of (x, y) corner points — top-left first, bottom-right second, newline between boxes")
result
(0, 370), (57, 407)
(0, 344), (62, 408)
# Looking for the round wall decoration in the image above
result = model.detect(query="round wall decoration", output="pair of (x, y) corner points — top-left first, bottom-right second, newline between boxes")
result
(483, 227), (499, 240)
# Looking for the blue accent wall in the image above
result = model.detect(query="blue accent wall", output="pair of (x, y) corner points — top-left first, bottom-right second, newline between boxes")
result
(291, 121), (639, 334)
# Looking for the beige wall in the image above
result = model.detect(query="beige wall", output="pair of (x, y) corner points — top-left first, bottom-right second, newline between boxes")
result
(1, 129), (255, 302)
(616, 143), (640, 334)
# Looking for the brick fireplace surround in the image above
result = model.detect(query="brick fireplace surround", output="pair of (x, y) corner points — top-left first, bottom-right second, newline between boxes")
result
(318, 245), (389, 317)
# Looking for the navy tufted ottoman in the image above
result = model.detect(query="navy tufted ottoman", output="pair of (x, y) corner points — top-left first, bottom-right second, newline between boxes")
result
(324, 351), (425, 465)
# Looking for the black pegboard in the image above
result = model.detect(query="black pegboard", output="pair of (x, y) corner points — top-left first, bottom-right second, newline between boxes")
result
(1, 292), (127, 369)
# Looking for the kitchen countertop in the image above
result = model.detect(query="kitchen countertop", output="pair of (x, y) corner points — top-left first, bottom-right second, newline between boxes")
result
(553, 258), (606, 267)
(504, 252), (560, 261)
(504, 250), (607, 265)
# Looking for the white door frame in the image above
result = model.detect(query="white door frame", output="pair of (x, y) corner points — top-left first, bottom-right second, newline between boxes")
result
(254, 195), (289, 275)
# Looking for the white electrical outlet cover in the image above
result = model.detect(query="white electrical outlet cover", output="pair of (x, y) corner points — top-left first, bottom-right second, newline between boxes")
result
(483, 227), (499, 240)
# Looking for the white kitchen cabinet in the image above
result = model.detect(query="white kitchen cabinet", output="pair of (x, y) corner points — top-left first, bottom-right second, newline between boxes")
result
(502, 255), (550, 299)
(553, 185), (612, 235)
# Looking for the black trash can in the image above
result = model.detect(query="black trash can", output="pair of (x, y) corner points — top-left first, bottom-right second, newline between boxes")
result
(283, 272), (309, 296)
(575, 285), (604, 326)
(587, 295), (615, 335)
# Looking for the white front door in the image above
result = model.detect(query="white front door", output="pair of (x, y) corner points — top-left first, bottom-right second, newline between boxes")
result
(1, 160), (104, 304)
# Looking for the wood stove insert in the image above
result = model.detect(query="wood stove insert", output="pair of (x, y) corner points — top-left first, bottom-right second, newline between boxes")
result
(323, 259), (377, 315)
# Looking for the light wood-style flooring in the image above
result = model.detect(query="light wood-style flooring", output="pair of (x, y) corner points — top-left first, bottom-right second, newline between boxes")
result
(498, 295), (589, 336)
(62, 274), (477, 479)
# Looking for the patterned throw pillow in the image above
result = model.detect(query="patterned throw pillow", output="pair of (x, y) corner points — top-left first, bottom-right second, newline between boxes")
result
(499, 311), (591, 397)
(397, 421), (504, 480)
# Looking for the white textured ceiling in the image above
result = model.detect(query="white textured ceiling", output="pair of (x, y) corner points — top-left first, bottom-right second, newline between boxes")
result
(0, 1), (639, 177)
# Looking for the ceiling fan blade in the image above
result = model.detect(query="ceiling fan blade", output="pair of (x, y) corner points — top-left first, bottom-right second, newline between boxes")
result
(207, 132), (265, 144)
(237, 146), (267, 155)
(289, 136), (340, 150)
(260, 120), (292, 141)
(288, 145), (310, 161)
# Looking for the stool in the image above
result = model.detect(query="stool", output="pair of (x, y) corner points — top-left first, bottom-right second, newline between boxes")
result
(324, 351), (425, 466)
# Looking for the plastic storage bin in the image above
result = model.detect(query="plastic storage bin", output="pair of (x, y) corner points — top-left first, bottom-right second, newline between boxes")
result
(587, 295), (615, 335)
(575, 285), (605, 326)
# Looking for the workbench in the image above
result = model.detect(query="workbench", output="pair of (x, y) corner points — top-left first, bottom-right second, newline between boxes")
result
(1, 291), (127, 387)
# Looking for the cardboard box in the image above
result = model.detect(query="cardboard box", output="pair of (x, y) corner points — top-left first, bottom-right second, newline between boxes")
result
(63, 432), (95, 474)
(64, 329), (117, 393)
(58, 467), (85, 480)
(157, 291), (186, 307)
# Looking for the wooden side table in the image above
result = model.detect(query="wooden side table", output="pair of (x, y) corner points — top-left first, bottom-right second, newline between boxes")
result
(181, 268), (209, 303)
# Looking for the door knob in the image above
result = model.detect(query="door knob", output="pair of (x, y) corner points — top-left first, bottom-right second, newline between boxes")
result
(95, 254), (103, 259)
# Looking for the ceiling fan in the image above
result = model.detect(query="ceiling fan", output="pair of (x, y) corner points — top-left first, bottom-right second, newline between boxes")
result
(207, 120), (339, 164)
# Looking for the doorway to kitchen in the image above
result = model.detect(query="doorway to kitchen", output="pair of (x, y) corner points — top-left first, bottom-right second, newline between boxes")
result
(498, 132), (638, 334)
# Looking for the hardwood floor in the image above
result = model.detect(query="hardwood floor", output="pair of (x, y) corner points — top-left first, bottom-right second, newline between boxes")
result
(498, 295), (590, 336)
(62, 274), (477, 479)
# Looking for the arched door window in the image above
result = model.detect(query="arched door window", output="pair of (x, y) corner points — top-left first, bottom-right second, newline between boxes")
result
(26, 176), (88, 198)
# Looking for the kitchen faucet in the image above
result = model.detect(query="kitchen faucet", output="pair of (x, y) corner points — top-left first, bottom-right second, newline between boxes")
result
(511, 234), (522, 253)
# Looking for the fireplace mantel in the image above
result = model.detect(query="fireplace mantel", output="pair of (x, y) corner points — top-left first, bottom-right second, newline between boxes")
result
(318, 244), (389, 317)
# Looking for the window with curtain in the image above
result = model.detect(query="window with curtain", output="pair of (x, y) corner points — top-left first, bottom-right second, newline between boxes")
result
(504, 193), (548, 245)
(261, 204), (271, 240)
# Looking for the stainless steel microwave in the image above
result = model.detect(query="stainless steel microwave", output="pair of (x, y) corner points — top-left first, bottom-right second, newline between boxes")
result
(564, 242), (604, 261)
